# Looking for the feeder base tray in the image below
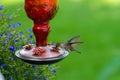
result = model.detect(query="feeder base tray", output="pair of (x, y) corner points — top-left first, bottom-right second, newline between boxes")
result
(15, 45), (69, 65)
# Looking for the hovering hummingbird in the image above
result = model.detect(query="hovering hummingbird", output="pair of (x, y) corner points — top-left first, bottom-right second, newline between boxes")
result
(56, 35), (83, 53)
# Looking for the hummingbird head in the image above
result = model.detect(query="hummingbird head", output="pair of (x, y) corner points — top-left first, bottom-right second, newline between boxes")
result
(57, 42), (65, 46)
(56, 43), (62, 47)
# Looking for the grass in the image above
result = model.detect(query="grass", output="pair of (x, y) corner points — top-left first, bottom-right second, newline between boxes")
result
(1, 0), (120, 80)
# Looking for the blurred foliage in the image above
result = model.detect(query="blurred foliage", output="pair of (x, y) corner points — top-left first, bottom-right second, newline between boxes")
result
(0, 0), (120, 80)
(0, 4), (57, 80)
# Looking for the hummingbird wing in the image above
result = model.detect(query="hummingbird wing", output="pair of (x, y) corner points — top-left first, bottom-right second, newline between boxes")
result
(70, 42), (84, 47)
(68, 35), (80, 43)
(69, 47), (81, 53)
(65, 42), (81, 53)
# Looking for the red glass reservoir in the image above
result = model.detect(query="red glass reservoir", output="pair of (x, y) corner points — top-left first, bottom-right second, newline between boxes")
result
(25, 0), (58, 46)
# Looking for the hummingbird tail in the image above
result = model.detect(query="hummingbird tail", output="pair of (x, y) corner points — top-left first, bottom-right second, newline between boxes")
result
(70, 42), (84, 47)
(72, 48), (81, 54)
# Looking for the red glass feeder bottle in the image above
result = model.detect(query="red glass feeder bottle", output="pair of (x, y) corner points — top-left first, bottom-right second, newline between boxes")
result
(25, 0), (58, 46)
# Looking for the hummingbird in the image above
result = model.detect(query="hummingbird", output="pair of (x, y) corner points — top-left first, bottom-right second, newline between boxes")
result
(56, 35), (83, 53)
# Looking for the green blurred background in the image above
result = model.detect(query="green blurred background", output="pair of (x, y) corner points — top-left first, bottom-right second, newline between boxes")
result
(1, 0), (120, 80)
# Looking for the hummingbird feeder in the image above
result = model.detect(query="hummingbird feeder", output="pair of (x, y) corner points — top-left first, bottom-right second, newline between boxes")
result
(15, 0), (69, 65)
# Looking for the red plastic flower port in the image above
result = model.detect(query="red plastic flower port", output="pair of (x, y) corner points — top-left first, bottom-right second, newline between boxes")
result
(33, 47), (46, 56)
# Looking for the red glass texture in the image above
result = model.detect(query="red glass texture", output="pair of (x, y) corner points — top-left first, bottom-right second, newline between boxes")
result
(25, 0), (58, 46)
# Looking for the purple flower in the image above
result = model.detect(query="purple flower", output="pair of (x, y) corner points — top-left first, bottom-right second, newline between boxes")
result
(14, 39), (18, 42)
(2, 41), (6, 46)
(9, 33), (13, 37)
(0, 63), (6, 68)
(29, 35), (32, 38)
(20, 31), (23, 36)
(0, 34), (3, 36)
(0, 5), (4, 10)
(9, 46), (15, 52)
(10, 24), (16, 29)
(7, 37), (11, 41)
(27, 29), (32, 33)
(32, 65), (35, 68)
(16, 23), (21, 27)
(51, 69), (56, 73)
